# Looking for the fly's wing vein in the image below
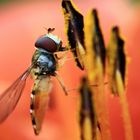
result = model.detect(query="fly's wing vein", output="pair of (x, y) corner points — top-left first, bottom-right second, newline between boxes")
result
(0, 66), (32, 123)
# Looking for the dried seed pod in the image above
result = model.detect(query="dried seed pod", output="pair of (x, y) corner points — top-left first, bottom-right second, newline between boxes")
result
(84, 9), (112, 140)
(84, 9), (106, 81)
(79, 77), (99, 140)
(107, 26), (126, 95)
(62, 0), (85, 70)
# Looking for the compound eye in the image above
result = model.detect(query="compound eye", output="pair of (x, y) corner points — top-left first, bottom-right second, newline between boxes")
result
(35, 36), (57, 52)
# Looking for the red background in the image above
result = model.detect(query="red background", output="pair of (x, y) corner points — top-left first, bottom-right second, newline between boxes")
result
(0, 0), (140, 140)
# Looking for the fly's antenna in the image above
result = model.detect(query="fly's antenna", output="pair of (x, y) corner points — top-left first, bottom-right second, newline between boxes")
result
(43, 27), (55, 33)
(48, 28), (55, 33)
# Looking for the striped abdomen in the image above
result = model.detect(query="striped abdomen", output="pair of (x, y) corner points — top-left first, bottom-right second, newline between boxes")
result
(30, 75), (52, 135)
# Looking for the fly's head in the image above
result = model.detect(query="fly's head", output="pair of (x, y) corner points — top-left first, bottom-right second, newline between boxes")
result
(35, 28), (64, 53)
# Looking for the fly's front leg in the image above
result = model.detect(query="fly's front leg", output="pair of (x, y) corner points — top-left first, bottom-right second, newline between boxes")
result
(30, 76), (52, 135)
(55, 53), (67, 70)
(54, 47), (69, 70)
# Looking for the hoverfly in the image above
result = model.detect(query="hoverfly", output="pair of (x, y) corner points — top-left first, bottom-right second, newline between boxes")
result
(0, 0), (114, 138)
(0, 28), (69, 135)
(0, 0), (86, 136)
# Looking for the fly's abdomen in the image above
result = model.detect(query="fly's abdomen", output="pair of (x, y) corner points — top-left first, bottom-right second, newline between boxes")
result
(30, 76), (52, 135)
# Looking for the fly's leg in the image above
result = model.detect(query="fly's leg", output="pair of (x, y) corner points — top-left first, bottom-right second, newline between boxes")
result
(54, 51), (68, 70)
(54, 72), (68, 95)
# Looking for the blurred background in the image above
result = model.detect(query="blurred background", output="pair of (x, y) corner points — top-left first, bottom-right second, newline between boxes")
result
(0, 0), (140, 140)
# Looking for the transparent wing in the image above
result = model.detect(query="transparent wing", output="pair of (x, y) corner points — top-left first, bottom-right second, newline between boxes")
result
(0, 65), (33, 123)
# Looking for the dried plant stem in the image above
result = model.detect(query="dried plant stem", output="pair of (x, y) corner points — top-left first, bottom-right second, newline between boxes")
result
(92, 57), (112, 140)
(116, 70), (133, 140)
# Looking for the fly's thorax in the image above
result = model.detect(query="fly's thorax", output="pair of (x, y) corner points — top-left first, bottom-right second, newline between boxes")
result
(31, 49), (57, 78)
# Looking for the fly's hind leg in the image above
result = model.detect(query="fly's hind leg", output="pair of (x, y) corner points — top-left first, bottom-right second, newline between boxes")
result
(54, 72), (68, 96)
